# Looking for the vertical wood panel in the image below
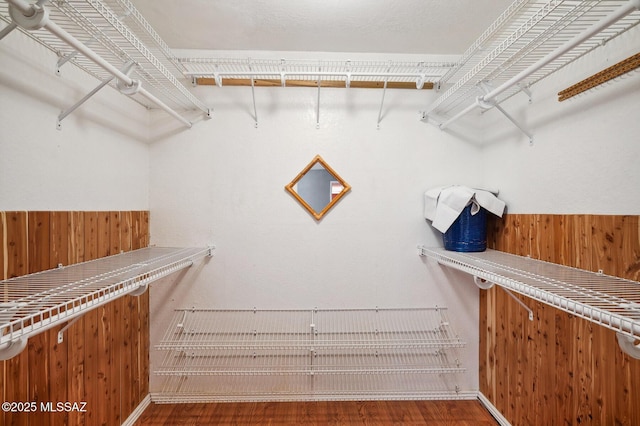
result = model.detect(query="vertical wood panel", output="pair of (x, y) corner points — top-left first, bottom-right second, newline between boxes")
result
(484, 214), (640, 426)
(5, 212), (29, 426)
(66, 211), (85, 426)
(0, 212), (5, 426)
(109, 211), (123, 425)
(27, 212), (51, 426)
(96, 211), (112, 426)
(48, 211), (70, 426)
(83, 212), (99, 426)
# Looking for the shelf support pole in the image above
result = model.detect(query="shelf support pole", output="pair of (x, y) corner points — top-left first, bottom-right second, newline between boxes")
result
(316, 66), (321, 129)
(493, 104), (534, 145)
(56, 60), (137, 130)
(249, 63), (258, 128)
(0, 22), (18, 40)
(473, 276), (534, 321)
(57, 76), (113, 129)
(376, 68), (390, 129)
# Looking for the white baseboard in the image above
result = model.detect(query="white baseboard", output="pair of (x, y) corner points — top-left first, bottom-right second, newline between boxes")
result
(477, 392), (511, 426)
(121, 394), (151, 426)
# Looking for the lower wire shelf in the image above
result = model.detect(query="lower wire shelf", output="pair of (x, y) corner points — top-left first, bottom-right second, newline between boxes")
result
(153, 308), (467, 402)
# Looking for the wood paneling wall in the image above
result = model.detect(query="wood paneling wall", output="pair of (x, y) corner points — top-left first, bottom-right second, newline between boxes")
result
(1, 211), (150, 426)
(482, 214), (640, 426)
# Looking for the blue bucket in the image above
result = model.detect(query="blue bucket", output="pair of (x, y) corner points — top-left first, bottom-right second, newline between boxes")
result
(443, 204), (487, 252)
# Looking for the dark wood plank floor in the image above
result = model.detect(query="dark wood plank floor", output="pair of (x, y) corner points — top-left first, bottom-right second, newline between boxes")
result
(134, 400), (499, 425)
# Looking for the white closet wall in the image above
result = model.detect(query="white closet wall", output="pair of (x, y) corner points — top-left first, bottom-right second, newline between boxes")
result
(147, 80), (486, 394)
(0, 30), (150, 211)
(480, 24), (640, 214)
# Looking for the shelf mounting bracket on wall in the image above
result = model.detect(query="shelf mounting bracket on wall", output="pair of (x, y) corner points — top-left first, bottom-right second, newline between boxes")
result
(479, 80), (534, 145)
(473, 276), (534, 321)
(493, 103), (534, 145)
(376, 66), (391, 130)
(57, 60), (136, 130)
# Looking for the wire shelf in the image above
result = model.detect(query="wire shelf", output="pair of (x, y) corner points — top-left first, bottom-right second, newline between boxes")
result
(179, 57), (454, 86)
(427, 0), (640, 120)
(0, 0), (209, 114)
(156, 308), (465, 351)
(418, 247), (640, 340)
(154, 308), (466, 402)
(152, 369), (470, 403)
(0, 246), (212, 356)
(156, 349), (464, 376)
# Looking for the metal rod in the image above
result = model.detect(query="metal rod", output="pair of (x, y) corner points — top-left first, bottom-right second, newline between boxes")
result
(376, 78), (388, 129)
(439, 0), (640, 129)
(316, 67), (321, 129)
(493, 104), (533, 144)
(0, 22), (17, 40)
(438, 99), (479, 129)
(6, 0), (192, 128)
(57, 76), (114, 128)
(57, 316), (81, 343)
(502, 288), (534, 321)
(250, 69), (258, 127)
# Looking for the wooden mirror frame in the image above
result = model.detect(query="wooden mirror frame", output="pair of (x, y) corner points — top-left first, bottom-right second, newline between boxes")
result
(285, 155), (351, 221)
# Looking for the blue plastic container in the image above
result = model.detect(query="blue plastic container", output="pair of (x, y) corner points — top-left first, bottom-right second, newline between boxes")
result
(443, 204), (487, 252)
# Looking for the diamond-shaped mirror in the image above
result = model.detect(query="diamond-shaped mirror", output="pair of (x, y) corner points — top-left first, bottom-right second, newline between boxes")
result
(285, 155), (351, 220)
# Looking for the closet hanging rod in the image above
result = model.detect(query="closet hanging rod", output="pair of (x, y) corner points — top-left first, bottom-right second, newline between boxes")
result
(6, 0), (193, 128)
(439, 0), (640, 130)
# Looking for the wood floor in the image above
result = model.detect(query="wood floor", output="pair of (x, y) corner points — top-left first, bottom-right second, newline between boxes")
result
(134, 400), (498, 425)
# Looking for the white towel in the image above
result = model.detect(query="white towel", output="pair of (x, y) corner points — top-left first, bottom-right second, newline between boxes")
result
(424, 185), (505, 233)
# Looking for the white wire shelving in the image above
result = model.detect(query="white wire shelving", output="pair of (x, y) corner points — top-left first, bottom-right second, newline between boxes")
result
(0, 246), (213, 360)
(180, 57), (455, 129)
(180, 57), (454, 88)
(425, 0), (640, 138)
(418, 246), (640, 359)
(0, 0), (210, 128)
(153, 308), (468, 402)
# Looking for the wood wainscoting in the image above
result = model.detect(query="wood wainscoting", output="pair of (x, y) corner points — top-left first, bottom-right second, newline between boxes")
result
(1, 211), (150, 426)
(483, 214), (640, 426)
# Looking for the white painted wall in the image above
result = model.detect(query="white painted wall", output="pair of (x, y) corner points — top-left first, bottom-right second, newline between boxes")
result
(480, 25), (640, 214)
(0, 31), (149, 211)
(148, 81), (485, 394)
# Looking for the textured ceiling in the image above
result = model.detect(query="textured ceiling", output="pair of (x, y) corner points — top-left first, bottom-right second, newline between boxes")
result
(130, 0), (515, 55)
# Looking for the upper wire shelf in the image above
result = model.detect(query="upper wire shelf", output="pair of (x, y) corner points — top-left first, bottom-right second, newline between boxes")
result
(179, 57), (454, 88)
(426, 0), (640, 121)
(0, 0), (209, 116)
(418, 247), (640, 358)
(0, 246), (212, 360)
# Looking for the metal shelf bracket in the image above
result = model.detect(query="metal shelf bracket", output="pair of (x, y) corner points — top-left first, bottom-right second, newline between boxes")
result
(57, 60), (136, 130)
(474, 276), (534, 321)
(493, 103), (534, 145)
